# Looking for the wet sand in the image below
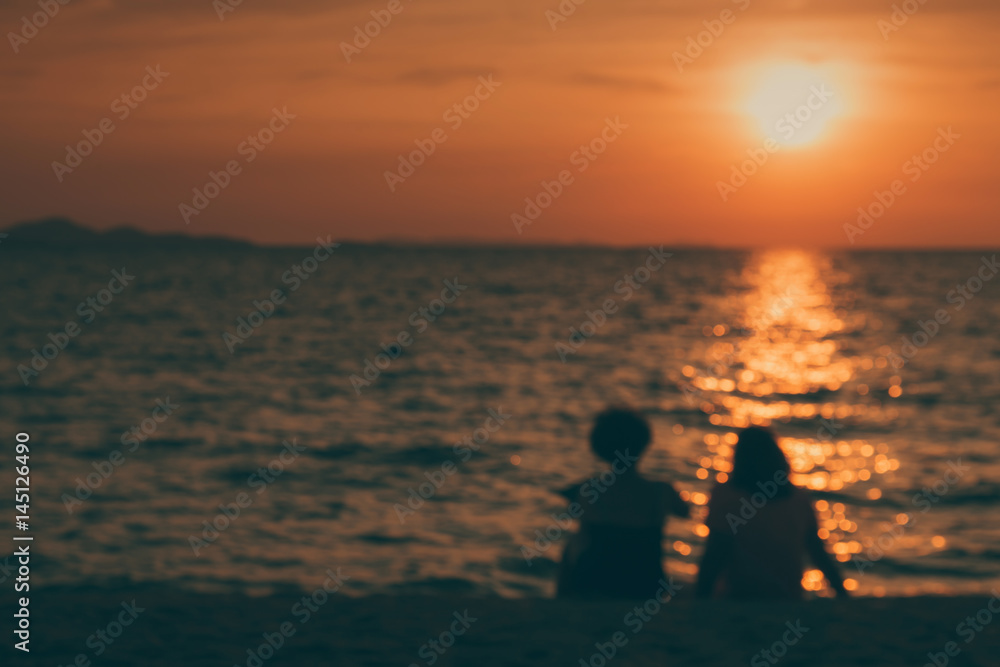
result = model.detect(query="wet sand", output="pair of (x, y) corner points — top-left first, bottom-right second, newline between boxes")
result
(8, 585), (1000, 666)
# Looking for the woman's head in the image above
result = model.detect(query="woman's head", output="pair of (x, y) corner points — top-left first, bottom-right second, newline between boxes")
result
(590, 406), (652, 463)
(730, 426), (793, 497)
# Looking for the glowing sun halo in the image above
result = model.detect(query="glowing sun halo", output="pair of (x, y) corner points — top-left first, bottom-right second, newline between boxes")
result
(745, 64), (844, 149)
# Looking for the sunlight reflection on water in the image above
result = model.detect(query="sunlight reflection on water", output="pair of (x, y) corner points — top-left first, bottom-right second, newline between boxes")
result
(681, 250), (907, 595)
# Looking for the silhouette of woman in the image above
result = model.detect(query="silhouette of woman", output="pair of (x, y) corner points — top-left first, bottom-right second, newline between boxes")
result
(696, 426), (847, 599)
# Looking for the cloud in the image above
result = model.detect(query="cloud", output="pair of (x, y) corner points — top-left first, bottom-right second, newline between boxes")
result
(395, 68), (498, 86)
(566, 71), (675, 94)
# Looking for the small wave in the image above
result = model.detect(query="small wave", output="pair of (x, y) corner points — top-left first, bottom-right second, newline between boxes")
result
(916, 483), (1000, 507)
(310, 443), (367, 460)
(356, 533), (421, 545)
(867, 556), (997, 580)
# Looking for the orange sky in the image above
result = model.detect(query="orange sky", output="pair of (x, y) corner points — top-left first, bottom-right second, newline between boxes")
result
(1, 0), (998, 246)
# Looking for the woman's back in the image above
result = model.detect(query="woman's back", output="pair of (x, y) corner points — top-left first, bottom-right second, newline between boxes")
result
(704, 482), (814, 599)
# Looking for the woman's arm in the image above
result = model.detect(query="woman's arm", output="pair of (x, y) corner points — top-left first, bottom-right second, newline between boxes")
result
(805, 505), (848, 598)
(696, 487), (731, 598)
(696, 529), (733, 598)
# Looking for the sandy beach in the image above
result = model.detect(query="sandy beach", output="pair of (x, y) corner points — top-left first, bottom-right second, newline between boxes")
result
(8, 585), (998, 666)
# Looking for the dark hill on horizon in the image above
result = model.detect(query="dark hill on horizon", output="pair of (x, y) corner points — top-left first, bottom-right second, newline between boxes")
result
(1, 218), (256, 249)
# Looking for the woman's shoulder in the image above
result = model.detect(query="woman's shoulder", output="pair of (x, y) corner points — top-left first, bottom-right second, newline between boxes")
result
(787, 485), (813, 504)
(789, 486), (822, 516)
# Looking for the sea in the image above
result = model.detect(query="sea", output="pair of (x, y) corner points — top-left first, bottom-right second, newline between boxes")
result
(1, 245), (998, 598)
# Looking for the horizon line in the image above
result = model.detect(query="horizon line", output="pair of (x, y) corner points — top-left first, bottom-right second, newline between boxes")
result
(4, 217), (997, 252)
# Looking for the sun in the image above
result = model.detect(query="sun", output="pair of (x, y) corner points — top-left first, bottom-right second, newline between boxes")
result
(744, 63), (845, 149)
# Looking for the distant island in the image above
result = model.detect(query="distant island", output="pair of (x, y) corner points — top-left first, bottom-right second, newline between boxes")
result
(1, 218), (256, 249)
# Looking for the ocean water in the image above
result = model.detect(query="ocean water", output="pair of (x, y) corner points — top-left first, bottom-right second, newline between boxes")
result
(2, 245), (999, 598)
